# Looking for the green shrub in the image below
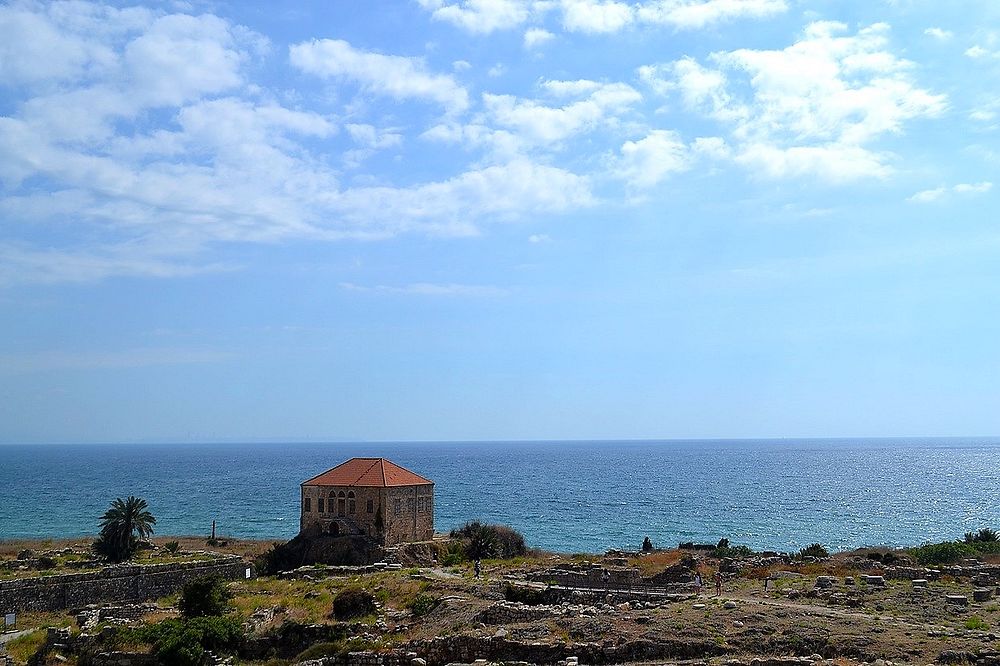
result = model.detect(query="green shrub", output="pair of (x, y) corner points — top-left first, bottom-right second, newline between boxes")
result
(966, 616), (990, 630)
(179, 575), (232, 618)
(122, 616), (244, 666)
(409, 593), (439, 617)
(35, 556), (57, 570)
(449, 521), (527, 560)
(332, 587), (376, 620)
(711, 544), (754, 559)
(964, 528), (999, 544)
(293, 642), (343, 662)
(909, 541), (975, 565)
(164, 541), (180, 554)
(798, 543), (829, 559)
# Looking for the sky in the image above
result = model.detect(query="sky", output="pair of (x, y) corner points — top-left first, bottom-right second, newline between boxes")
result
(1, 0), (999, 444)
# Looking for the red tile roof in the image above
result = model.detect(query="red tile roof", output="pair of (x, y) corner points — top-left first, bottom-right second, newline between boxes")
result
(302, 458), (433, 487)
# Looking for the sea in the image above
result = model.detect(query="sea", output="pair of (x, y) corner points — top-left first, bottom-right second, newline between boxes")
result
(2, 438), (1000, 554)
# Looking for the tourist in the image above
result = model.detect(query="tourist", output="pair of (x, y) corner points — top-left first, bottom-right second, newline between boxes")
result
(715, 571), (723, 596)
(474, 559), (481, 578)
(694, 572), (703, 594)
(601, 568), (610, 589)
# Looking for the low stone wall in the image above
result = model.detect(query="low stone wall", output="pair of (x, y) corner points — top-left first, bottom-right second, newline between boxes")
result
(318, 634), (730, 666)
(0, 556), (246, 613)
(473, 602), (559, 625)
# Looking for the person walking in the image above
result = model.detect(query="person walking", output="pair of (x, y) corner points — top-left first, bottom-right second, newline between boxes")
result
(714, 570), (723, 597)
(474, 559), (481, 578)
(694, 572), (703, 594)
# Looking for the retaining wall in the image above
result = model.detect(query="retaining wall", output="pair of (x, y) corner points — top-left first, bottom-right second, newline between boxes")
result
(0, 556), (246, 613)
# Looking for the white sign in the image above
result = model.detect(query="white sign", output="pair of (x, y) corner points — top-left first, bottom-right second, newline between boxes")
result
(245, 567), (251, 579)
(4, 613), (14, 628)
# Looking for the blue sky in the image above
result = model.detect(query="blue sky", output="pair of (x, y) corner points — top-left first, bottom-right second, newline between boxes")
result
(1, 0), (998, 444)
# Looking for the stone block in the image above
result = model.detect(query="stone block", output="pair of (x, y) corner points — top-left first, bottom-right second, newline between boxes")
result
(973, 589), (993, 602)
(912, 579), (928, 588)
(945, 594), (968, 606)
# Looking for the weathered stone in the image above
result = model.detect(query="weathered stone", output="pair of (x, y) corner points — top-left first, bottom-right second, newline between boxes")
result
(723, 601), (738, 609)
(945, 594), (968, 606)
(974, 588), (993, 602)
(912, 579), (928, 588)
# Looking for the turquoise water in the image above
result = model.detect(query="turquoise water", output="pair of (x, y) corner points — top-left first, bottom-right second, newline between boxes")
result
(2, 439), (999, 553)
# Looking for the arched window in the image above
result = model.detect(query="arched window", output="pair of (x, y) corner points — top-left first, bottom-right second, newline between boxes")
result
(338, 490), (346, 516)
(348, 491), (356, 514)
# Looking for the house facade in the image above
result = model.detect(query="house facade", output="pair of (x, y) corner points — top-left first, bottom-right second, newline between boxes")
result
(300, 457), (434, 545)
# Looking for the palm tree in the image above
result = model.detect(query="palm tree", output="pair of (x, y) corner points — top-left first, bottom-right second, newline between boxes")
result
(93, 496), (156, 562)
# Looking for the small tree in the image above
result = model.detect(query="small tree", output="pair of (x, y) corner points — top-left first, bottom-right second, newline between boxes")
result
(93, 496), (156, 563)
(799, 543), (829, 559)
(179, 575), (232, 618)
(965, 528), (999, 544)
(332, 587), (376, 620)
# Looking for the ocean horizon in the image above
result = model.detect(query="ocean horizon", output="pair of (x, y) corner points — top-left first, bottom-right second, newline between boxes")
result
(2, 437), (999, 554)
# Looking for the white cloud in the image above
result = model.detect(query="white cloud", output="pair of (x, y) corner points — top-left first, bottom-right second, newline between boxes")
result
(340, 281), (508, 296)
(923, 27), (952, 41)
(641, 22), (946, 182)
(636, 0), (786, 30)
(615, 129), (689, 188)
(417, 0), (786, 34)
(484, 80), (641, 144)
(692, 136), (730, 159)
(560, 0), (634, 33)
(965, 45), (993, 59)
(488, 63), (506, 77)
(331, 160), (594, 236)
(417, 0), (534, 33)
(0, 3), (601, 285)
(524, 27), (555, 48)
(954, 181), (993, 194)
(909, 182), (992, 203)
(452, 59), (472, 71)
(289, 39), (469, 113)
(528, 233), (551, 243)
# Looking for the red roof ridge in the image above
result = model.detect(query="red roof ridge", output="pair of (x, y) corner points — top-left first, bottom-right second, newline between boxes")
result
(301, 457), (433, 487)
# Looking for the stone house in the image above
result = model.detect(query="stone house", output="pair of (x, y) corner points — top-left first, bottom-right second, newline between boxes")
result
(300, 457), (434, 545)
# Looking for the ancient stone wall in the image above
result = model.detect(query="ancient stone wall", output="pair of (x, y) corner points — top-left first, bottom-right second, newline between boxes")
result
(0, 556), (246, 614)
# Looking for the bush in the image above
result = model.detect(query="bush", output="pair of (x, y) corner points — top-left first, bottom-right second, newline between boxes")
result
(965, 528), (1000, 544)
(966, 616), (990, 630)
(909, 541), (975, 565)
(449, 521), (527, 560)
(441, 542), (464, 566)
(35, 556), (57, 570)
(164, 541), (180, 554)
(294, 642), (344, 662)
(179, 575), (232, 618)
(332, 587), (376, 620)
(711, 544), (754, 559)
(409, 593), (438, 617)
(799, 543), (829, 559)
(122, 616), (244, 666)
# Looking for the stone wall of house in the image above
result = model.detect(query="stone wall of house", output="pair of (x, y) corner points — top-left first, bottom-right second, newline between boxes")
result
(303, 484), (433, 546)
(0, 556), (246, 614)
(381, 485), (434, 545)
(301, 486), (384, 538)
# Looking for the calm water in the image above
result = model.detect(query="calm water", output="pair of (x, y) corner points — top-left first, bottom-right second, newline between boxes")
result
(2, 439), (999, 553)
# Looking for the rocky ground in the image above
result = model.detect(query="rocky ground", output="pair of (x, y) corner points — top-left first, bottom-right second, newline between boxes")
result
(3, 540), (1000, 666)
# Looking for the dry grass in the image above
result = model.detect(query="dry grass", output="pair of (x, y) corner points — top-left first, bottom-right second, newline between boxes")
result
(627, 549), (686, 575)
(5, 629), (48, 665)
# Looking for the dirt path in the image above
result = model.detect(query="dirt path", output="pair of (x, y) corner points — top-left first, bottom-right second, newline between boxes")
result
(0, 629), (35, 645)
(726, 592), (951, 632)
